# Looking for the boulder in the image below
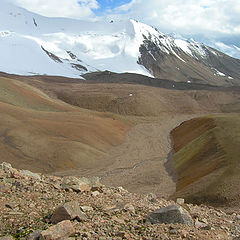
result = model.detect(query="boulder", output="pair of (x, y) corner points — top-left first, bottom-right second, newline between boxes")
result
(88, 176), (101, 185)
(61, 176), (91, 193)
(19, 170), (41, 181)
(124, 204), (135, 213)
(40, 220), (74, 240)
(80, 206), (93, 212)
(148, 205), (193, 226)
(0, 163), (22, 179)
(176, 198), (185, 205)
(26, 230), (41, 240)
(51, 201), (87, 224)
(91, 191), (100, 197)
(0, 162), (12, 171)
(195, 219), (208, 229)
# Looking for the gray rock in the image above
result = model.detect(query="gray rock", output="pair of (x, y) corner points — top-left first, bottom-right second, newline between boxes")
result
(0, 162), (12, 171)
(169, 226), (178, 235)
(61, 176), (91, 193)
(40, 220), (74, 240)
(124, 204), (135, 213)
(26, 232), (40, 240)
(0, 236), (14, 240)
(176, 198), (185, 205)
(88, 176), (100, 185)
(26, 230), (41, 240)
(148, 205), (193, 226)
(91, 191), (100, 197)
(91, 185), (103, 193)
(51, 201), (87, 224)
(80, 206), (93, 212)
(195, 219), (208, 229)
(20, 170), (41, 181)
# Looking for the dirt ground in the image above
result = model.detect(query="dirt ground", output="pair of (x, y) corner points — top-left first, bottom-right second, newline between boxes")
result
(55, 114), (201, 198)
(1, 73), (240, 199)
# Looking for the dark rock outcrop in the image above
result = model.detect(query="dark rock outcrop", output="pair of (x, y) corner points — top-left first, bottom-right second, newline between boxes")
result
(148, 205), (193, 226)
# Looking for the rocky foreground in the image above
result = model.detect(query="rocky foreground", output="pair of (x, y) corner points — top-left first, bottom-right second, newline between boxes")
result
(0, 162), (240, 240)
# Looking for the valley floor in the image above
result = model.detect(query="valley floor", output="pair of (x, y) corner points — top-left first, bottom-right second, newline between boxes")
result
(1, 72), (240, 208)
(55, 114), (201, 198)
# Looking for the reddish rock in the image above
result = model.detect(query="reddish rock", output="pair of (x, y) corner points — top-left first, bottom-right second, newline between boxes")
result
(51, 201), (87, 224)
(40, 220), (74, 240)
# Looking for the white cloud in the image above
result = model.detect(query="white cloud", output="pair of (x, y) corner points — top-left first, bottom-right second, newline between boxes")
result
(7, 0), (240, 38)
(6, 0), (240, 43)
(9, 0), (99, 19)
(112, 0), (240, 38)
(211, 41), (240, 58)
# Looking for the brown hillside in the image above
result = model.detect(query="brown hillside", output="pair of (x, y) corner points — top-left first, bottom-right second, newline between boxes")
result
(1, 73), (240, 198)
(170, 114), (240, 207)
(0, 76), (130, 173)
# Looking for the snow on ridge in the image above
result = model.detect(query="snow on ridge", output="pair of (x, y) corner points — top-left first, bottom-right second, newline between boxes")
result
(174, 38), (208, 59)
(174, 39), (193, 56)
(128, 19), (160, 58)
(212, 68), (226, 77)
(0, 0), (223, 78)
(0, 2), (155, 78)
(129, 20), (186, 62)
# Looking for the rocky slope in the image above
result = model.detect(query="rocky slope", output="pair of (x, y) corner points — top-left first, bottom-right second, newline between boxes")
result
(1, 162), (240, 240)
(138, 34), (240, 86)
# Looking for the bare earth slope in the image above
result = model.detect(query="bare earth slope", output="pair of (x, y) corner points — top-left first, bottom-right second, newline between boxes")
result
(0, 76), (130, 173)
(1, 73), (240, 201)
(10, 73), (239, 198)
(170, 114), (240, 207)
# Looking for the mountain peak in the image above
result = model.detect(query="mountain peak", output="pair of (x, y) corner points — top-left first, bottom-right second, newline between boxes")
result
(0, 4), (240, 85)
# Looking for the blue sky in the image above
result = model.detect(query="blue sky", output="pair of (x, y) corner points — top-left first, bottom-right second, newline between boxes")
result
(93, 0), (131, 14)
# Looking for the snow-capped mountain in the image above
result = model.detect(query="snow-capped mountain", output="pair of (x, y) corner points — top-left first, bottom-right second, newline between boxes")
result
(138, 31), (240, 86)
(1, 0), (240, 86)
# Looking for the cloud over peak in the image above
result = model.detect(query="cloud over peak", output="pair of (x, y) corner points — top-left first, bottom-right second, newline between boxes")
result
(112, 0), (240, 38)
(9, 0), (99, 19)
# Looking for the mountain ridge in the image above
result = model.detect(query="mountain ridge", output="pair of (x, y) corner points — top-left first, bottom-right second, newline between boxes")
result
(1, 1), (240, 86)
